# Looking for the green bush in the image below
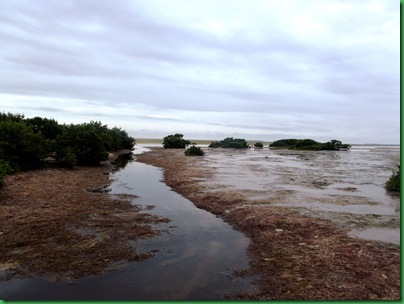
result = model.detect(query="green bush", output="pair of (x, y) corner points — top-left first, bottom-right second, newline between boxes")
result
(0, 120), (47, 171)
(254, 142), (264, 148)
(185, 145), (205, 156)
(269, 139), (298, 148)
(55, 122), (109, 166)
(107, 127), (135, 150)
(208, 141), (221, 148)
(25, 116), (63, 140)
(321, 139), (351, 151)
(0, 112), (25, 123)
(163, 134), (191, 148)
(59, 147), (77, 168)
(0, 159), (13, 188)
(385, 165), (400, 192)
(295, 139), (321, 150)
(0, 113), (135, 171)
(269, 138), (350, 151)
(209, 137), (248, 149)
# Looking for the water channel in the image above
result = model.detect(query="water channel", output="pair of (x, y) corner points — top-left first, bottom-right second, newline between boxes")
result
(0, 146), (254, 300)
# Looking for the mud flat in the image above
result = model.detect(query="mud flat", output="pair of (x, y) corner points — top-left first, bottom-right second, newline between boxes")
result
(136, 146), (400, 300)
(0, 149), (254, 300)
(0, 152), (168, 284)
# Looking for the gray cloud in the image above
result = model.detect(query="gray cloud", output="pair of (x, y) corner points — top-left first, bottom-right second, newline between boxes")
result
(0, 0), (399, 144)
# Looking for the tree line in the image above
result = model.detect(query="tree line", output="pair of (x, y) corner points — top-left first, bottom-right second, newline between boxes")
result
(208, 137), (249, 149)
(269, 138), (351, 151)
(163, 135), (351, 151)
(0, 112), (135, 187)
(162, 134), (399, 192)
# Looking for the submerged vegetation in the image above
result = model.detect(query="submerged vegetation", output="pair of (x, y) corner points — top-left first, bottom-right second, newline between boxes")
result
(209, 137), (249, 149)
(385, 165), (400, 192)
(0, 112), (135, 187)
(269, 138), (351, 151)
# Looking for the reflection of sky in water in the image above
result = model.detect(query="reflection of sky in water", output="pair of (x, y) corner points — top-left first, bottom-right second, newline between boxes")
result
(0, 148), (254, 300)
(108, 160), (254, 299)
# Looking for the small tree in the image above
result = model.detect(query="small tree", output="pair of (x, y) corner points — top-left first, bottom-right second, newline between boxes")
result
(385, 165), (400, 192)
(163, 134), (191, 148)
(321, 139), (351, 151)
(254, 142), (264, 148)
(108, 127), (135, 151)
(185, 145), (205, 156)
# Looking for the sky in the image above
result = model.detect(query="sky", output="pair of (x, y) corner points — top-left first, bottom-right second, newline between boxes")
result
(0, 0), (400, 144)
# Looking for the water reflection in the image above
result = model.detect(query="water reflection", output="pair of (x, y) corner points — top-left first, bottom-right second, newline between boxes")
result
(111, 152), (134, 172)
(0, 146), (254, 300)
(105, 160), (255, 300)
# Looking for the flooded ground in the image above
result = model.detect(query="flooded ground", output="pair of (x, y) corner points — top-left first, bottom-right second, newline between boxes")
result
(135, 145), (400, 300)
(1, 144), (399, 300)
(199, 145), (400, 245)
(105, 148), (255, 299)
(0, 146), (254, 300)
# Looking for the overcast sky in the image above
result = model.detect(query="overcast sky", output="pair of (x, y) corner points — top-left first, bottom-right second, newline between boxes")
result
(0, 0), (400, 144)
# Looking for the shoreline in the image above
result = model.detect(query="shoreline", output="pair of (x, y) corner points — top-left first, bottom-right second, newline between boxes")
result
(136, 147), (400, 300)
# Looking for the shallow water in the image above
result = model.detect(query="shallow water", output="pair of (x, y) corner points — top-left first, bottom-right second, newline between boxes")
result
(201, 145), (400, 245)
(0, 145), (254, 300)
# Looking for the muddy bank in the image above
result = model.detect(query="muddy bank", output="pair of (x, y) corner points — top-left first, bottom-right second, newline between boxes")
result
(136, 147), (400, 300)
(0, 152), (169, 282)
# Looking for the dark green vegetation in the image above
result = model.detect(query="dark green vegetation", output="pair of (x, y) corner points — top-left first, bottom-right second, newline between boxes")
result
(269, 138), (351, 151)
(162, 134), (191, 148)
(184, 145), (205, 156)
(0, 112), (135, 187)
(209, 137), (249, 149)
(254, 142), (264, 148)
(385, 165), (400, 192)
(0, 159), (12, 188)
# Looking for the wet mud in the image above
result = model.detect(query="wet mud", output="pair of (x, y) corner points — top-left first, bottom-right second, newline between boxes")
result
(136, 146), (400, 300)
(0, 151), (169, 283)
(198, 146), (400, 243)
(0, 148), (254, 300)
(0, 145), (399, 300)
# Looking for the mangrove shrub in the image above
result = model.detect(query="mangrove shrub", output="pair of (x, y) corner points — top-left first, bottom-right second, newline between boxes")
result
(0, 159), (13, 188)
(0, 112), (136, 171)
(385, 165), (400, 192)
(209, 137), (248, 149)
(0, 120), (47, 171)
(185, 145), (205, 156)
(163, 134), (191, 148)
(55, 122), (110, 166)
(269, 138), (350, 151)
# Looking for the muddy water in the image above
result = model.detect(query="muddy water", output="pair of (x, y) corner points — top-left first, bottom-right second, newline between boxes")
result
(0, 146), (253, 300)
(200, 145), (400, 245)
